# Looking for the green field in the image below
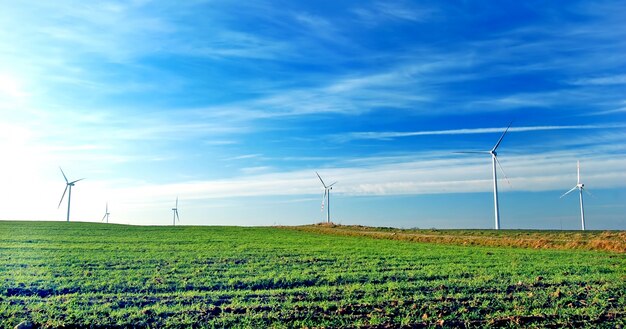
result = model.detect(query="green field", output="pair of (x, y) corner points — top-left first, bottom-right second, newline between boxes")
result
(1, 221), (624, 328)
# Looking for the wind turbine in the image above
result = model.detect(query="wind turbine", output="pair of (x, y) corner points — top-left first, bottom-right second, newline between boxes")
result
(457, 122), (512, 230)
(101, 202), (110, 223)
(58, 167), (85, 222)
(172, 197), (180, 226)
(561, 160), (591, 231)
(316, 172), (337, 224)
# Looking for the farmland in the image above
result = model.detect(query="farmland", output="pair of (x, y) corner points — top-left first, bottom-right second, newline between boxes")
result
(0, 221), (624, 328)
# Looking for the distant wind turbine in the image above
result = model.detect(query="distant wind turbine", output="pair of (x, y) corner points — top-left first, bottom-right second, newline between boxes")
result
(316, 172), (337, 224)
(101, 202), (110, 223)
(456, 122), (512, 230)
(58, 167), (85, 222)
(561, 160), (591, 231)
(172, 197), (180, 226)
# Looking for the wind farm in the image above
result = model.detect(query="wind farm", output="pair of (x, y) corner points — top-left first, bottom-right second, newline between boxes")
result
(1, 0), (625, 328)
(0, 148), (613, 327)
(1, 137), (614, 328)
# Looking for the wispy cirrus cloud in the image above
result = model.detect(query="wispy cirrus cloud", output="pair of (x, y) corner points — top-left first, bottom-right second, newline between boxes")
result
(568, 74), (626, 86)
(240, 166), (274, 175)
(0, 1), (178, 63)
(589, 107), (626, 116)
(333, 124), (626, 142)
(352, 2), (439, 24)
(176, 30), (293, 61)
(223, 154), (263, 161)
(191, 58), (476, 121)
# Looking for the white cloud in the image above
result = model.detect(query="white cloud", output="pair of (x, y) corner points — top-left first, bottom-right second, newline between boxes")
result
(93, 149), (626, 205)
(590, 107), (626, 116)
(334, 124), (626, 142)
(353, 2), (438, 24)
(240, 166), (274, 175)
(192, 61), (453, 121)
(224, 154), (262, 161)
(569, 74), (626, 86)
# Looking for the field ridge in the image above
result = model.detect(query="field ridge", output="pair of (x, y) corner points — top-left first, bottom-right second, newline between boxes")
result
(286, 223), (626, 253)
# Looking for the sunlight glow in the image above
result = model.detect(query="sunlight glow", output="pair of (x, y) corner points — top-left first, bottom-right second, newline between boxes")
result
(0, 73), (27, 99)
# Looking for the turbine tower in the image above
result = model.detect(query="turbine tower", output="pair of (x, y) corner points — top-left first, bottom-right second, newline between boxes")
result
(101, 202), (110, 223)
(457, 122), (512, 230)
(172, 197), (180, 226)
(561, 160), (591, 231)
(316, 172), (337, 224)
(58, 167), (84, 222)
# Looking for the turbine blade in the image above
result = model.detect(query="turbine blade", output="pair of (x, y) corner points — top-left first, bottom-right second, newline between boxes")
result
(70, 178), (85, 184)
(315, 171), (327, 188)
(58, 186), (69, 208)
(492, 121), (513, 152)
(176, 196), (179, 208)
(59, 167), (69, 183)
(321, 190), (327, 211)
(328, 181), (338, 187)
(176, 210), (180, 222)
(494, 156), (511, 186)
(102, 213), (107, 221)
(583, 187), (594, 198)
(560, 186), (577, 198)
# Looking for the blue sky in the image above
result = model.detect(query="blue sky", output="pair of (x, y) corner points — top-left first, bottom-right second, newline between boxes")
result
(0, 0), (625, 229)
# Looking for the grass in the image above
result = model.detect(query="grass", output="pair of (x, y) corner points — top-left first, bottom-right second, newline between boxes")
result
(0, 221), (624, 328)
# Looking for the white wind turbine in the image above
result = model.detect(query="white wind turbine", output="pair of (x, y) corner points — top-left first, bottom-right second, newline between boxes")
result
(58, 167), (85, 222)
(316, 172), (337, 224)
(457, 122), (512, 230)
(561, 160), (591, 231)
(172, 197), (180, 226)
(101, 202), (110, 223)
